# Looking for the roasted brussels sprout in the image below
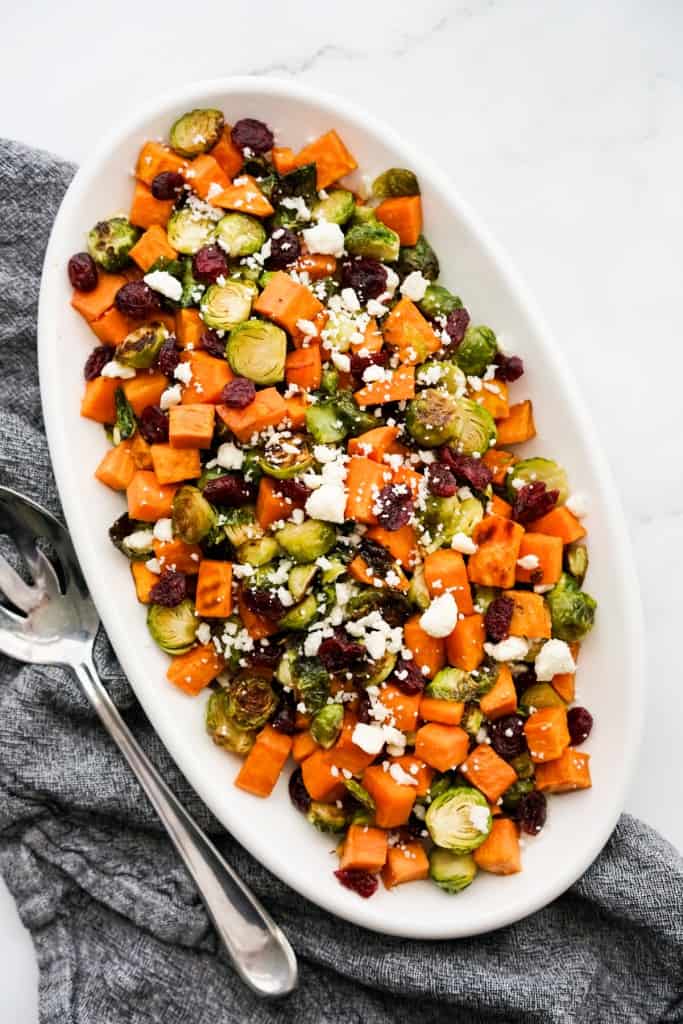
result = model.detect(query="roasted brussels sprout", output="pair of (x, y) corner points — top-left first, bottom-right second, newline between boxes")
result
(310, 704), (344, 748)
(510, 752), (535, 780)
(236, 536), (280, 566)
(113, 388), (136, 443)
(258, 436), (312, 479)
(291, 655), (330, 714)
(306, 801), (347, 833)
(226, 318), (286, 384)
(288, 563), (318, 602)
(501, 778), (535, 813)
(205, 689), (256, 755)
(461, 704), (484, 738)
(109, 514), (154, 560)
(416, 359), (466, 395)
(169, 108), (224, 157)
(273, 163), (318, 205)
(223, 506), (261, 547)
(172, 486), (216, 544)
(426, 787), (492, 853)
(87, 217), (140, 271)
(418, 284), (462, 321)
(426, 666), (496, 703)
(397, 234), (439, 281)
(332, 391), (380, 436)
(278, 594), (319, 630)
(450, 397), (497, 456)
(115, 322), (169, 369)
(420, 494), (484, 551)
(312, 189), (355, 225)
(201, 281), (254, 332)
(320, 555), (348, 584)
(227, 671), (278, 730)
(372, 168), (420, 199)
(454, 325), (497, 377)
(305, 401), (347, 444)
(519, 682), (566, 713)
(344, 221), (400, 262)
(408, 563), (430, 610)
(546, 573), (597, 642)
(565, 542), (589, 586)
(321, 365), (340, 395)
(473, 585), (498, 613)
(215, 212), (266, 257)
(166, 208), (217, 255)
(506, 458), (570, 504)
(275, 520), (337, 563)
(406, 389), (460, 448)
(357, 650), (397, 687)
(429, 848), (478, 894)
(346, 587), (412, 627)
(147, 599), (197, 655)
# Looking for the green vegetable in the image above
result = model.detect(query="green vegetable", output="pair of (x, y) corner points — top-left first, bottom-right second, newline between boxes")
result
(179, 256), (205, 307)
(565, 543), (589, 586)
(321, 365), (339, 395)
(305, 401), (347, 444)
(343, 778), (376, 814)
(450, 397), (497, 456)
(258, 435), (312, 479)
(506, 458), (570, 504)
(87, 217), (139, 271)
(312, 189), (355, 225)
(222, 506), (261, 547)
(278, 593), (318, 630)
(224, 672), (277, 730)
(405, 389), (460, 447)
(288, 563), (318, 602)
(510, 752), (535, 780)
(397, 234), (439, 281)
(416, 359), (466, 395)
(236, 536), (280, 566)
(310, 704), (344, 748)
(420, 494), (484, 552)
(418, 284), (461, 321)
(205, 689), (256, 755)
(408, 563), (430, 610)
(274, 163), (318, 205)
(320, 555), (348, 584)
(306, 801), (347, 833)
(147, 599), (197, 655)
(501, 778), (535, 813)
(275, 520), (337, 563)
(172, 486), (216, 544)
(349, 204), (377, 227)
(428, 772), (456, 803)
(372, 168), (420, 199)
(356, 650), (398, 687)
(461, 704), (484, 738)
(426, 666), (497, 703)
(113, 387), (136, 444)
(116, 322), (169, 369)
(226, 318), (286, 384)
(166, 208), (217, 254)
(473, 585), (498, 613)
(426, 786), (492, 853)
(519, 682), (566, 713)
(429, 848), (478, 894)
(201, 281), (254, 332)
(215, 213), (266, 257)
(346, 587), (411, 627)
(546, 573), (597, 642)
(454, 325), (498, 377)
(344, 221), (400, 262)
(169, 108), (224, 157)
(291, 656), (330, 714)
(332, 391), (379, 436)
(109, 514), (154, 560)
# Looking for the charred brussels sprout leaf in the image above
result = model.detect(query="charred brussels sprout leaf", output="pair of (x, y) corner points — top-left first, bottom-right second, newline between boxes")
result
(418, 284), (462, 321)
(147, 599), (197, 655)
(450, 397), (497, 456)
(205, 689), (256, 754)
(372, 168), (420, 199)
(310, 704), (344, 748)
(506, 458), (570, 504)
(343, 778), (376, 814)
(345, 587), (412, 627)
(307, 801), (347, 833)
(333, 391), (380, 436)
(429, 848), (478, 894)
(406, 389), (460, 447)
(565, 543), (589, 586)
(312, 189), (355, 225)
(222, 506), (262, 547)
(172, 486), (216, 544)
(397, 234), (439, 281)
(425, 786), (492, 853)
(87, 217), (140, 272)
(226, 319), (286, 384)
(408, 563), (430, 610)
(292, 656), (330, 714)
(215, 213), (266, 257)
(321, 365), (339, 395)
(426, 666), (496, 703)
(166, 208), (217, 255)
(356, 651), (397, 687)
(454, 325), (498, 377)
(546, 572), (597, 642)
(115, 322), (169, 369)
(510, 752), (535, 780)
(227, 672), (278, 730)
(275, 520), (337, 563)
(169, 108), (224, 157)
(201, 281), (254, 332)
(344, 221), (400, 262)
(113, 387), (136, 442)
(273, 163), (318, 205)
(288, 563), (318, 602)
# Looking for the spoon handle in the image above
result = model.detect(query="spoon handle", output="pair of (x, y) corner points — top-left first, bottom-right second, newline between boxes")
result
(72, 655), (298, 998)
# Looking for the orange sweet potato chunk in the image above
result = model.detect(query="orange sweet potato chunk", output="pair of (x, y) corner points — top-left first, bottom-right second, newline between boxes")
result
(461, 744), (518, 802)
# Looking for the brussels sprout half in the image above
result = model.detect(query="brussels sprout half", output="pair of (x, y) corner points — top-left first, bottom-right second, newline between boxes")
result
(425, 786), (492, 853)
(87, 217), (140, 272)
(205, 689), (256, 755)
(546, 573), (597, 642)
(278, 594), (319, 630)
(201, 282), (255, 333)
(227, 319), (286, 385)
(344, 222), (400, 262)
(420, 494), (484, 553)
(312, 189), (356, 225)
(172, 486), (216, 544)
(288, 563), (318, 602)
(397, 234), (439, 281)
(450, 397), (497, 456)
(506, 458), (570, 504)
(406, 389), (460, 448)
(305, 402), (347, 444)
(116, 322), (170, 369)
(408, 563), (430, 611)
(429, 848), (478, 894)
(418, 284), (462, 321)
(227, 671), (278, 730)
(236, 536), (280, 567)
(461, 704), (484, 738)
(455, 325), (498, 377)
(310, 704), (344, 748)
(147, 599), (197, 655)
(222, 506), (262, 548)
(169, 108), (224, 157)
(426, 666), (497, 703)
(167, 208), (217, 255)
(275, 520), (337, 563)
(215, 213), (266, 257)
(307, 801), (347, 833)
(519, 682), (566, 713)
(291, 655), (330, 714)
(565, 543), (589, 586)
(372, 168), (420, 199)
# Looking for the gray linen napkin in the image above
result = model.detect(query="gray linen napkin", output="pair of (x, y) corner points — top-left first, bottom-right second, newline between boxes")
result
(0, 138), (681, 1024)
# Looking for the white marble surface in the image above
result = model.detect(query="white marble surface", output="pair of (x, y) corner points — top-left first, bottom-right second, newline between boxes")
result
(1, 1), (682, 1018)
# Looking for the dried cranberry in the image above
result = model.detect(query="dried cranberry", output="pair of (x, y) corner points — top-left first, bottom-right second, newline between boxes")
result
(200, 330), (225, 359)
(138, 404), (169, 444)
(567, 706), (593, 746)
(489, 715), (527, 760)
(390, 657), (425, 695)
(149, 571), (187, 607)
(512, 481), (559, 525)
(249, 641), (281, 669)
(340, 257), (388, 303)
(193, 244), (228, 283)
(374, 484), (413, 532)
(114, 281), (159, 319)
(318, 631), (365, 672)
(334, 868), (378, 898)
(402, 816), (427, 840)
(68, 252), (98, 292)
(349, 349), (389, 378)
(272, 691), (297, 736)
(151, 171), (185, 200)
(495, 354), (524, 382)
(275, 479), (311, 504)
(157, 336), (180, 376)
(513, 665), (537, 698)
(441, 449), (493, 491)
(83, 344), (114, 380)
(220, 377), (255, 408)
(203, 475), (253, 507)
(231, 118), (274, 154)
(242, 587), (284, 619)
(267, 228), (301, 270)
(485, 595), (514, 643)
(444, 307), (470, 347)
(517, 790), (547, 835)
(356, 689), (372, 724)
(427, 464), (457, 497)
(288, 767), (311, 813)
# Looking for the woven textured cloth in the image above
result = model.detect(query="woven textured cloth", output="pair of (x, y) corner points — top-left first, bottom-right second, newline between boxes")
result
(0, 139), (681, 1024)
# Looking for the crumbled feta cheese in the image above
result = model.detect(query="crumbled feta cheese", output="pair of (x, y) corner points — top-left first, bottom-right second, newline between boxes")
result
(100, 360), (135, 380)
(174, 362), (193, 385)
(277, 587), (294, 608)
(143, 270), (182, 302)
(144, 558), (161, 575)
(305, 483), (346, 524)
(484, 636), (530, 662)
(196, 622), (212, 645)
(535, 639), (576, 681)
(216, 442), (245, 471)
(331, 351), (351, 373)
(468, 804), (491, 833)
(566, 493), (588, 518)
(399, 270), (429, 302)
(417, 363), (443, 386)
(159, 384), (182, 410)
(153, 518), (173, 543)
(419, 593), (458, 638)
(340, 287), (361, 312)
(296, 318), (318, 337)
(365, 630), (387, 661)
(351, 723), (386, 755)
(302, 221), (345, 257)
(388, 763), (418, 787)
(382, 266), (399, 297)
(517, 554), (540, 570)
(304, 631), (323, 657)
(362, 364), (388, 384)
(281, 195), (311, 220)
(125, 529), (154, 553)
(451, 532), (478, 555)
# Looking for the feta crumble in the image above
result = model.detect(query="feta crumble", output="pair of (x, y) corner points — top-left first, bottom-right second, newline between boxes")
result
(419, 593), (458, 638)
(534, 639), (576, 681)
(143, 270), (182, 302)
(302, 221), (345, 257)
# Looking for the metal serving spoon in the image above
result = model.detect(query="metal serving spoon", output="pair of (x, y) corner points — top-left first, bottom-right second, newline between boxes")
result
(0, 485), (297, 998)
